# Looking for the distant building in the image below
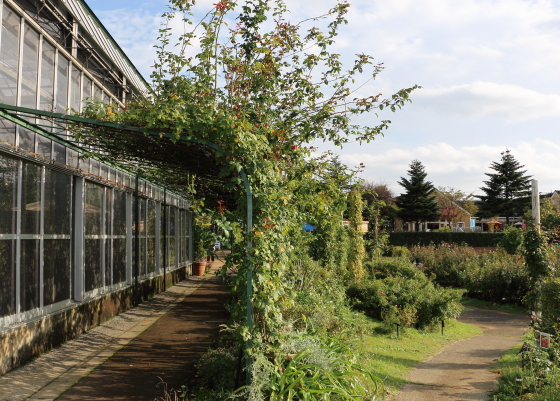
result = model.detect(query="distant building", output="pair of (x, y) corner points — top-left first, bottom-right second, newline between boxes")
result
(395, 190), (475, 232)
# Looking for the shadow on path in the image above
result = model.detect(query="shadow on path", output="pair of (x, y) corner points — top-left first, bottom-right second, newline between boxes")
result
(57, 276), (231, 401)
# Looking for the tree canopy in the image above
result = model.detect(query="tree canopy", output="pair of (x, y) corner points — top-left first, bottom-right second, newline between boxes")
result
(395, 160), (440, 231)
(477, 150), (531, 225)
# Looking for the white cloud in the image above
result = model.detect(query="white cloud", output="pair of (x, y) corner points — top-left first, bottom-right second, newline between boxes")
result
(96, 9), (162, 78)
(416, 82), (560, 122)
(340, 140), (560, 195)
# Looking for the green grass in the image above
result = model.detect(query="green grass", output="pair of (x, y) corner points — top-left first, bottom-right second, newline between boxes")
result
(358, 318), (482, 395)
(461, 296), (529, 315)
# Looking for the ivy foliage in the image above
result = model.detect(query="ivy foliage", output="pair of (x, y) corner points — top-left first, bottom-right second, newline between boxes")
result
(80, 0), (418, 373)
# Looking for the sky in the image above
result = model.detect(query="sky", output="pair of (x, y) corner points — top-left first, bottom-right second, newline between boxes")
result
(87, 0), (560, 195)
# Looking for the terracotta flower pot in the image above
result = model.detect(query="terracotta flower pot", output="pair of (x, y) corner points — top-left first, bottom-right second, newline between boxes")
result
(193, 261), (207, 276)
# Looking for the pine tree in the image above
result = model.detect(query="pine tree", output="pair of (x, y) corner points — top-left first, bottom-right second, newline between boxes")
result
(395, 160), (440, 231)
(477, 150), (532, 225)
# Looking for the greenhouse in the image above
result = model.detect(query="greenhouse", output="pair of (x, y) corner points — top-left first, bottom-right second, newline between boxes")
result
(0, 0), (193, 375)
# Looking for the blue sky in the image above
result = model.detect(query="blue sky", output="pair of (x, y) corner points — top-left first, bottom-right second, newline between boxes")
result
(87, 0), (560, 195)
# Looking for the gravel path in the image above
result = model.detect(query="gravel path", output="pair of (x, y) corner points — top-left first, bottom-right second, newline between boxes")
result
(395, 307), (529, 401)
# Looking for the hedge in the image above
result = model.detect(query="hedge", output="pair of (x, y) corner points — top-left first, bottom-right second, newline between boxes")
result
(388, 232), (504, 248)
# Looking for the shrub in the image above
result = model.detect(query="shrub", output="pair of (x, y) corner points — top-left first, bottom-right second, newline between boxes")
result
(347, 268), (463, 329)
(283, 258), (371, 337)
(409, 244), (530, 305)
(458, 253), (530, 305)
(526, 278), (560, 337)
(195, 346), (238, 391)
(242, 331), (384, 400)
(366, 257), (423, 280)
(389, 232), (504, 248)
(499, 226), (524, 255)
(387, 245), (410, 258)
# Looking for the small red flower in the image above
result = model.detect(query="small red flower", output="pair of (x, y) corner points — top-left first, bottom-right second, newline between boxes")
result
(292, 145), (297, 150)
(214, 0), (229, 13)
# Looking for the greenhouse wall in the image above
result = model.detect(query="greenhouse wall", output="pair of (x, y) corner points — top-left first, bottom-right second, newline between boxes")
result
(0, 0), (194, 375)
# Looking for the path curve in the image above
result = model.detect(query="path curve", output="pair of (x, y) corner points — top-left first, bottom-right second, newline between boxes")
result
(395, 307), (528, 401)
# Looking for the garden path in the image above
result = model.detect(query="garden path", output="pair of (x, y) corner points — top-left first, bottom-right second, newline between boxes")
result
(395, 306), (529, 401)
(0, 252), (231, 401)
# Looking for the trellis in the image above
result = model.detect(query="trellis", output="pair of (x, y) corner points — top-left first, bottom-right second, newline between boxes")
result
(0, 103), (255, 383)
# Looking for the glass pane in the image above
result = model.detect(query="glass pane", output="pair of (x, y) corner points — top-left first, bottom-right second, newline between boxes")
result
(18, 126), (35, 153)
(148, 202), (156, 236)
(84, 239), (101, 292)
(40, 40), (55, 110)
(67, 149), (79, 168)
(52, 141), (65, 164)
(169, 238), (175, 267)
(0, 118), (15, 145)
(43, 239), (70, 306)
(21, 163), (41, 235)
(105, 239), (111, 286)
(112, 238), (126, 284)
(36, 135), (51, 159)
(70, 67), (81, 112)
(0, 240), (16, 317)
(81, 158), (90, 174)
(93, 84), (102, 101)
(44, 169), (71, 235)
(56, 55), (68, 113)
(147, 238), (155, 273)
(100, 164), (107, 180)
(21, 239), (40, 312)
(147, 201), (155, 273)
(105, 189), (112, 235)
(169, 207), (176, 236)
(0, 154), (17, 234)
(113, 190), (126, 236)
(82, 76), (92, 108)
(0, 6), (20, 106)
(21, 24), (39, 108)
(85, 181), (102, 235)
(90, 159), (99, 176)
(139, 199), (146, 275)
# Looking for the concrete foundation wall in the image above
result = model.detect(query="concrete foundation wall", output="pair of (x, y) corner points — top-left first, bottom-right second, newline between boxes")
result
(0, 266), (190, 376)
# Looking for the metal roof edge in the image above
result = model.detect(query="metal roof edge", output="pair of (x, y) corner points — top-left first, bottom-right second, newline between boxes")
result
(65, 0), (153, 95)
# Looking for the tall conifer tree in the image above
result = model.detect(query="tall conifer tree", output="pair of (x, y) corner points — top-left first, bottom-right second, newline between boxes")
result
(477, 150), (532, 225)
(395, 160), (440, 231)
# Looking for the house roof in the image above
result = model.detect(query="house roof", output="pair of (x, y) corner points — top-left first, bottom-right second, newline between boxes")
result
(434, 189), (472, 217)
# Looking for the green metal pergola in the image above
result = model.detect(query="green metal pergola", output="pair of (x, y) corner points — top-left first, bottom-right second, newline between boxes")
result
(0, 103), (254, 384)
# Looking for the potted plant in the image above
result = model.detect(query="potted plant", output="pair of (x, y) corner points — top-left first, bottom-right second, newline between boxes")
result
(193, 235), (208, 276)
(193, 217), (214, 276)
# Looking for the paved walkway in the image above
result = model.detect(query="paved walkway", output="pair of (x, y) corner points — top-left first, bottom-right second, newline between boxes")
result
(395, 307), (529, 401)
(0, 254), (231, 401)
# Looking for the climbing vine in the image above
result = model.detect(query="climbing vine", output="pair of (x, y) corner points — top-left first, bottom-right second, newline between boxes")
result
(80, 0), (418, 375)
